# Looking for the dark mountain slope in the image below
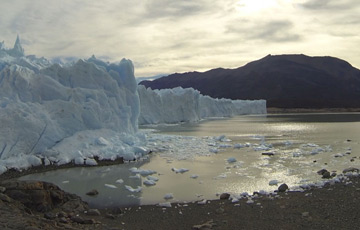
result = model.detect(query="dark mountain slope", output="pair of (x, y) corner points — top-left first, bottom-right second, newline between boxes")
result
(140, 54), (360, 108)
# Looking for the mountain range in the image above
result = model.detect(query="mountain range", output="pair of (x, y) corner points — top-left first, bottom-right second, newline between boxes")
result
(140, 54), (360, 109)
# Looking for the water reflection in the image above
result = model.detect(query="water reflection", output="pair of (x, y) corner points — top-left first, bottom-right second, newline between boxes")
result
(20, 113), (360, 207)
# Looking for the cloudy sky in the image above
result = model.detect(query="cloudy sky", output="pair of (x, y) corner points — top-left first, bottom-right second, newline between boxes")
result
(1, 0), (359, 77)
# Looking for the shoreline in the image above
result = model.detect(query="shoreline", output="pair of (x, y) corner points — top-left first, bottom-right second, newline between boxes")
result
(267, 107), (360, 113)
(1, 168), (359, 229)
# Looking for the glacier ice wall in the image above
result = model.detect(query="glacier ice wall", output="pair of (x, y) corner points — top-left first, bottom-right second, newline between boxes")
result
(138, 85), (266, 125)
(0, 38), (142, 171)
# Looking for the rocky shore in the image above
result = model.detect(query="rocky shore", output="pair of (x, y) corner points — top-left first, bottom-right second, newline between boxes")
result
(0, 165), (360, 230)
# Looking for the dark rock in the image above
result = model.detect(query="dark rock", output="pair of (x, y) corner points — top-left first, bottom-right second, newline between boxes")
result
(105, 213), (116, 219)
(322, 171), (331, 179)
(0, 193), (12, 202)
(59, 217), (68, 223)
(351, 158), (355, 162)
(86, 189), (99, 196)
(86, 209), (101, 216)
(219, 193), (230, 200)
(331, 172), (337, 177)
(83, 218), (97, 224)
(343, 167), (359, 174)
(278, 184), (289, 192)
(317, 169), (329, 175)
(71, 216), (85, 224)
(262, 152), (274, 156)
(57, 211), (67, 218)
(44, 212), (56, 220)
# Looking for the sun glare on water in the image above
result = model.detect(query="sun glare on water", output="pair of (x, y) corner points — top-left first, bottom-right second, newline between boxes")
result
(236, 0), (278, 13)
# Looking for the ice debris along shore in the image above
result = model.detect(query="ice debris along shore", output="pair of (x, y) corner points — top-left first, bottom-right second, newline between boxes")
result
(0, 37), (266, 174)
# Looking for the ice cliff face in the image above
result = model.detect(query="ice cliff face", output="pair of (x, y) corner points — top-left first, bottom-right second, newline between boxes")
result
(0, 37), (142, 172)
(0, 36), (266, 174)
(138, 85), (266, 125)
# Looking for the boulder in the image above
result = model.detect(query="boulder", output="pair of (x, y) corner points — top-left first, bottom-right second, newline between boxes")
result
(219, 193), (230, 200)
(278, 184), (288, 192)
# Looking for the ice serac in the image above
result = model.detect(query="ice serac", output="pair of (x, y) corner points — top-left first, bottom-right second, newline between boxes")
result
(0, 37), (142, 171)
(138, 85), (266, 125)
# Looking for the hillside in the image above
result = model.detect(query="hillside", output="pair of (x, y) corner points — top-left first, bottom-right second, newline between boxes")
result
(140, 55), (360, 108)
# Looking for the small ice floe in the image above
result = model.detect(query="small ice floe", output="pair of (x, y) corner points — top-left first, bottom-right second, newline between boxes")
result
(310, 148), (324, 155)
(115, 179), (124, 184)
(129, 174), (141, 179)
(334, 153), (345, 158)
(302, 143), (319, 148)
(62, 180), (70, 184)
(159, 202), (172, 208)
(190, 174), (199, 179)
(219, 144), (232, 148)
(129, 167), (157, 176)
(143, 179), (156, 186)
(213, 173), (227, 180)
(246, 199), (254, 204)
(209, 148), (219, 153)
(227, 157), (237, 163)
(215, 135), (231, 142)
(284, 140), (293, 146)
(231, 198), (239, 203)
(197, 199), (207, 205)
(269, 180), (279, 186)
(125, 185), (142, 193)
(105, 184), (117, 189)
(233, 143), (246, 149)
(147, 175), (159, 181)
(164, 193), (174, 200)
(172, 167), (189, 173)
(254, 144), (273, 151)
(292, 152), (302, 157)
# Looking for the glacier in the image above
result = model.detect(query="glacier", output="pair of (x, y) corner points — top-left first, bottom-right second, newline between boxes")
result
(0, 36), (266, 174)
(138, 85), (266, 124)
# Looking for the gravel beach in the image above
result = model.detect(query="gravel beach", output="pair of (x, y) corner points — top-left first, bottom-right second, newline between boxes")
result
(0, 163), (360, 230)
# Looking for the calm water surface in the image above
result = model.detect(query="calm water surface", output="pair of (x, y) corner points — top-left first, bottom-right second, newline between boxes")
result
(20, 113), (360, 208)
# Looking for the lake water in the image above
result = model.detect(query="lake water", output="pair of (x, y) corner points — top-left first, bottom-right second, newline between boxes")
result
(20, 113), (360, 208)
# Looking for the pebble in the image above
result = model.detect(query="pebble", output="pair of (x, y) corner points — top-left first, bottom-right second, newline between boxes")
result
(86, 209), (101, 216)
(219, 193), (230, 200)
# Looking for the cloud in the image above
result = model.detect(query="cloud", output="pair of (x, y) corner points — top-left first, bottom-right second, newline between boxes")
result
(227, 20), (301, 43)
(299, 0), (360, 10)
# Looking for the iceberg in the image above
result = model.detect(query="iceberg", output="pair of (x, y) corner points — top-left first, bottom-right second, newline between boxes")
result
(0, 37), (142, 171)
(138, 85), (266, 125)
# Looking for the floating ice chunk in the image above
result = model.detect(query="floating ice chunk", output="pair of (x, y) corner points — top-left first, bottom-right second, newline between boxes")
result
(334, 153), (345, 157)
(233, 144), (245, 149)
(143, 179), (156, 186)
(310, 148), (324, 155)
(62, 180), (69, 184)
(227, 157), (237, 163)
(269, 180), (279, 186)
(172, 167), (189, 173)
(125, 185), (142, 193)
(116, 179), (124, 184)
(209, 148), (219, 153)
(147, 175), (159, 181)
(292, 152), (302, 157)
(190, 174), (199, 179)
(139, 169), (157, 176)
(219, 144), (232, 148)
(302, 143), (319, 148)
(164, 193), (174, 200)
(214, 173), (227, 179)
(105, 184), (117, 189)
(129, 174), (141, 179)
(284, 140), (293, 146)
(215, 135), (226, 141)
(159, 202), (172, 208)
(197, 199), (207, 205)
(246, 199), (254, 204)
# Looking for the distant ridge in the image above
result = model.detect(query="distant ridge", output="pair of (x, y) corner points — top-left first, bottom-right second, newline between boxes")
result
(140, 54), (360, 109)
